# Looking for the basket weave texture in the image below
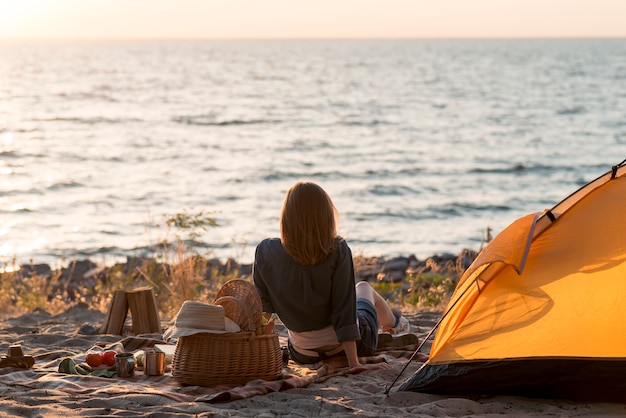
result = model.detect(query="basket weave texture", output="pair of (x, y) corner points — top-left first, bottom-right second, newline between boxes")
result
(214, 278), (263, 334)
(172, 279), (282, 387)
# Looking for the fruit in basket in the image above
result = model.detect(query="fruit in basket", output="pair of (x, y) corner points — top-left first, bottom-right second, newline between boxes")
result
(85, 352), (103, 367)
(102, 350), (117, 367)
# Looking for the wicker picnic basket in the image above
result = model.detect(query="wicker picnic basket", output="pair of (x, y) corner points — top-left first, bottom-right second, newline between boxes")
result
(171, 279), (282, 387)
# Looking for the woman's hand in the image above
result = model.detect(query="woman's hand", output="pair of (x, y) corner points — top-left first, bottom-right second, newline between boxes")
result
(349, 361), (390, 372)
(341, 341), (391, 371)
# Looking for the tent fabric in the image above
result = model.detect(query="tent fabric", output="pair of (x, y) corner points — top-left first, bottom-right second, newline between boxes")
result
(406, 359), (626, 402)
(400, 162), (626, 402)
(457, 211), (539, 287)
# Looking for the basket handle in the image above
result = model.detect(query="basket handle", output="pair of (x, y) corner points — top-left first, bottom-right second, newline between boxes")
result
(214, 295), (255, 332)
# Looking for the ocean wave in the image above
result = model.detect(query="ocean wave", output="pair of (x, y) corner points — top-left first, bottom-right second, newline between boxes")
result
(0, 150), (19, 158)
(364, 167), (424, 178)
(1, 187), (43, 196)
(256, 169), (348, 182)
(172, 115), (282, 126)
(46, 180), (84, 191)
(56, 91), (118, 102)
(353, 209), (433, 222)
(468, 163), (574, 174)
(347, 237), (398, 246)
(30, 116), (142, 124)
(435, 202), (513, 217)
(337, 119), (394, 127)
(367, 184), (420, 196)
(65, 246), (128, 261)
(601, 120), (626, 128)
(556, 106), (587, 115)
(354, 202), (513, 222)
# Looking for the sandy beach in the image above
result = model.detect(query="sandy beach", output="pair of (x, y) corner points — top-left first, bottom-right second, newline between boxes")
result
(2, 304), (625, 417)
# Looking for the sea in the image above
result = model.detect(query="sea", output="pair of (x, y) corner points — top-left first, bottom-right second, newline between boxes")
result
(1, 38), (625, 269)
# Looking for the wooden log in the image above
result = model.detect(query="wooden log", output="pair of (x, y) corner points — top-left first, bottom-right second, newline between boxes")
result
(126, 287), (161, 335)
(99, 289), (129, 335)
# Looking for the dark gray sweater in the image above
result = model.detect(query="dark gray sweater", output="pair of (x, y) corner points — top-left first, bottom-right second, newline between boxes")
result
(253, 238), (360, 342)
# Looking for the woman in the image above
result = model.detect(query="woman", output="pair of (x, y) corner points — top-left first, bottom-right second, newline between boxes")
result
(253, 181), (409, 368)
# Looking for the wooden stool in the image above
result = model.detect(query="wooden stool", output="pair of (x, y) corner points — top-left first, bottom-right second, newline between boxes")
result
(100, 287), (161, 335)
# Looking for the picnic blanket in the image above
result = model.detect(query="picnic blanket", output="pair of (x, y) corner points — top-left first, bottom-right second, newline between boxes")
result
(0, 306), (435, 413)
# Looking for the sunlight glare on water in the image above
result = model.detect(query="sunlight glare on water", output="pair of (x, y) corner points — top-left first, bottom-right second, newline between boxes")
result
(0, 39), (625, 267)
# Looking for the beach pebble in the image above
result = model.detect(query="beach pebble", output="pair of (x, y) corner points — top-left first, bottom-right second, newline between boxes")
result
(78, 324), (99, 335)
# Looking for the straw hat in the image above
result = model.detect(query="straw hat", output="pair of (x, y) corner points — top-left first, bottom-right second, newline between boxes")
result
(163, 300), (240, 342)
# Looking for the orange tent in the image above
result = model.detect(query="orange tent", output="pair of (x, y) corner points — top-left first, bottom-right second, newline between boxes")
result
(400, 161), (626, 402)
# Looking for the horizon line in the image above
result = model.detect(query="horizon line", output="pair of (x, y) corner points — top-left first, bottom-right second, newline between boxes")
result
(1, 35), (625, 43)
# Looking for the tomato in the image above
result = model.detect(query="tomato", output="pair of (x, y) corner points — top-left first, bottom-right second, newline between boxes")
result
(102, 350), (117, 367)
(85, 352), (103, 367)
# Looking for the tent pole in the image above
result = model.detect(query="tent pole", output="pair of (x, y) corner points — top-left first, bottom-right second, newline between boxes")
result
(384, 317), (441, 395)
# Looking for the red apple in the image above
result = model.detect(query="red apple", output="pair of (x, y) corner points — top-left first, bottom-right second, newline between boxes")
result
(102, 350), (117, 367)
(85, 352), (103, 367)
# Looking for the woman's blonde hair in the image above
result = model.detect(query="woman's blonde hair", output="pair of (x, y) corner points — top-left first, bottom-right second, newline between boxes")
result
(280, 181), (339, 265)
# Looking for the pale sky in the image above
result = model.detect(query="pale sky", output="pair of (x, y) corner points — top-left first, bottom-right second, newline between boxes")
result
(0, 0), (625, 40)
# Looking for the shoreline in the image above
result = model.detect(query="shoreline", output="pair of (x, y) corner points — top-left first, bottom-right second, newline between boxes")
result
(3, 247), (478, 286)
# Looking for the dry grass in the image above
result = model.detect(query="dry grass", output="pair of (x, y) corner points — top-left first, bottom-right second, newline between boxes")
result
(0, 252), (241, 322)
(369, 273), (456, 315)
(0, 261), (66, 319)
(0, 251), (458, 322)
